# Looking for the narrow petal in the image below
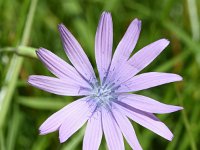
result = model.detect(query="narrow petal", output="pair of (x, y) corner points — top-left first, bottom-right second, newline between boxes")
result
(112, 19), (141, 62)
(128, 39), (170, 76)
(105, 19), (141, 84)
(58, 24), (96, 83)
(109, 62), (138, 85)
(83, 111), (102, 150)
(115, 102), (173, 141)
(28, 75), (90, 96)
(102, 109), (124, 150)
(118, 94), (183, 114)
(59, 99), (93, 143)
(39, 98), (86, 134)
(36, 48), (91, 88)
(107, 39), (170, 86)
(95, 12), (113, 83)
(117, 72), (182, 93)
(112, 108), (142, 150)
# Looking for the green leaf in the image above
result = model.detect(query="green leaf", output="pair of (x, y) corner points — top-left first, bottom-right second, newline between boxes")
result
(17, 96), (71, 110)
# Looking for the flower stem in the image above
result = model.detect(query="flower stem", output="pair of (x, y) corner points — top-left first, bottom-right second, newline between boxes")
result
(0, 0), (38, 129)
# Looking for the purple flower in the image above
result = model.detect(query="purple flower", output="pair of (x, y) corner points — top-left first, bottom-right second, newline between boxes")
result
(28, 12), (183, 150)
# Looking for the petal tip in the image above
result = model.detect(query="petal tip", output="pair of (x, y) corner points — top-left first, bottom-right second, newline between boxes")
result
(36, 47), (45, 55)
(100, 11), (112, 20)
(138, 20), (142, 26)
(161, 38), (170, 45)
(39, 124), (44, 131)
(27, 75), (38, 86)
(39, 130), (45, 135)
(133, 18), (142, 23)
(58, 23), (64, 28)
(59, 135), (66, 143)
(27, 76), (32, 84)
(178, 106), (184, 110)
(102, 11), (110, 15)
(131, 18), (142, 30)
(35, 49), (40, 54)
(39, 128), (49, 135)
(58, 23), (66, 32)
(170, 106), (184, 113)
(165, 130), (174, 141)
(176, 74), (183, 81)
(168, 135), (174, 141)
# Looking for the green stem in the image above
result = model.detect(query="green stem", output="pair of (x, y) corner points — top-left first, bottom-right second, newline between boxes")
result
(162, 20), (200, 54)
(0, 129), (5, 150)
(0, 0), (38, 129)
(154, 49), (190, 72)
(0, 46), (37, 58)
(20, 0), (38, 46)
(175, 86), (197, 150)
(186, 0), (200, 41)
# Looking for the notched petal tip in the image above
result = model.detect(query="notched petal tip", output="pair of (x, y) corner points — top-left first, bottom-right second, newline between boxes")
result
(102, 11), (111, 15)
(133, 18), (142, 23)
(132, 18), (142, 28)
(138, 20), (142, 27)
(100, 11), (112, 20)
(100, 11), (112, 22)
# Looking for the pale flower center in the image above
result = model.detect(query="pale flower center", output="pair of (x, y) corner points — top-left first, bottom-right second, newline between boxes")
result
(90, 83), (118, 108)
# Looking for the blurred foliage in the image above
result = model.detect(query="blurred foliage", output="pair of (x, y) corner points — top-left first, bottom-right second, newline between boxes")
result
(0, 0), (200, 149)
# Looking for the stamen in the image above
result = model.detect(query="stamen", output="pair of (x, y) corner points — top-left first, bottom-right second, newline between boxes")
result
(90, 80), (118, 110)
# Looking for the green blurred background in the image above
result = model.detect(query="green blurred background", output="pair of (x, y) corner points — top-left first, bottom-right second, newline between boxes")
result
(0, 0), (200, 149)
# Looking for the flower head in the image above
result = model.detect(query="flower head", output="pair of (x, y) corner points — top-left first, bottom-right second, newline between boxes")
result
(28, 11), (183, 150)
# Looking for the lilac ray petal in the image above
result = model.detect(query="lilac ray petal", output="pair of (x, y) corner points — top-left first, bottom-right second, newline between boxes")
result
(83, 111), (102, 150)
(95, 12), (113, 83)
(105, 19), (141, 84)
(112, 108), (142, 150)
(58, 24), (96, 83)
(39, 98), (86, 134)
(108, 39), (170, 86)
(28, 75), (90, 96)
(111, 62), (138, 85)
(128, 39), (169, 76)
(59, 99), (94, 143)
(36, 48), (91, 88)
(117, 72), (182, 93)
(102, 108), (124, 150)
(115, 102), (173, 141)
(118, 94), (183, 114)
